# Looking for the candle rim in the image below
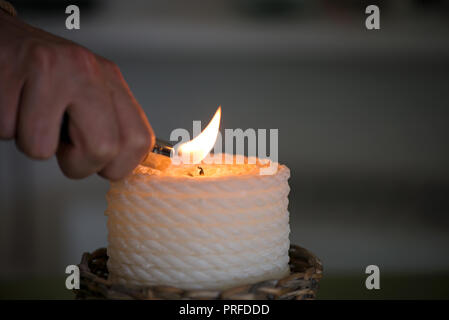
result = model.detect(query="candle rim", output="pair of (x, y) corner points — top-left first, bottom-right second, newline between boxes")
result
(125, 163), (289, 184)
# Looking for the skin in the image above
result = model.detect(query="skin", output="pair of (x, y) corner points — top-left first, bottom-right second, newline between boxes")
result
(0, 10), (155, 180)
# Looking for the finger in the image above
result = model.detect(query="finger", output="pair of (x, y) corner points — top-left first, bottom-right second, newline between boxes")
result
(15, 73), (65, 159)
(98, 62), (154, 181)
(0, 63), (22, 139)
(56, 88), (120, 179)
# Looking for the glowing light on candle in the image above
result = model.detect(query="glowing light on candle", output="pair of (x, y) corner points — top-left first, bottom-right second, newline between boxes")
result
(178, 106), (221, 164)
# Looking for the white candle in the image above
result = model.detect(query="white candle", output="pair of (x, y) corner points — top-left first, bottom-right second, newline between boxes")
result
(105, 107), (291, 290)
(105, 158), (291, 290)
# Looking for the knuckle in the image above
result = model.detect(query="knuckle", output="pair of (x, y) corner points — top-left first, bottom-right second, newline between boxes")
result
(15, 120), (55, 159)
(88, 136), (119, 163)
(128, 128), (151, 155)
(27, 41), (55, 71)
(103, 58), (121, 74)
(69, 44), (92, 63)
(63, 44), (99, 78)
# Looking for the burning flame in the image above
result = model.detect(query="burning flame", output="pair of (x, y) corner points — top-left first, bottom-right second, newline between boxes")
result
(178, 106), (221, 164)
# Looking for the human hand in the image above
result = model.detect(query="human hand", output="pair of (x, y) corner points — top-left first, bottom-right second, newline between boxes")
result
(0, 11), (154, 180)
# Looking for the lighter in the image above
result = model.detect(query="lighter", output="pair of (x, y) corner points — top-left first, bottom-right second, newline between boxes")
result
(141, 138), (174, 169)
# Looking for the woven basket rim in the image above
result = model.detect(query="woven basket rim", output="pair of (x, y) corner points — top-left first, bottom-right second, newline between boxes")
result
(76, 244), (323, 300)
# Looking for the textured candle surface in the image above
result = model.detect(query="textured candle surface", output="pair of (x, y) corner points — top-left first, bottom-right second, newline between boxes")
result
(105, 156), (291, 290)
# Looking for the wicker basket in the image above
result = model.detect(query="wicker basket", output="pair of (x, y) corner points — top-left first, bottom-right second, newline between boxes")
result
(75, 244), (322, 300)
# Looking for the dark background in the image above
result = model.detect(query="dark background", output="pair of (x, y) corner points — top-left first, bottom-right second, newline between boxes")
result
(1, 0), (449, 299)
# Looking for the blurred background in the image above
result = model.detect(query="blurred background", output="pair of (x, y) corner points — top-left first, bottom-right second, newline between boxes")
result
(1, 0), (449, 299)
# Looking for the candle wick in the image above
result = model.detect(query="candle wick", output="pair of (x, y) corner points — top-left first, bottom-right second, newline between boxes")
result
(198, 166), (204, 176)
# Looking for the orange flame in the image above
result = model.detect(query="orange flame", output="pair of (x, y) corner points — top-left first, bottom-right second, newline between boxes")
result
(178, 106), (221, 164)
